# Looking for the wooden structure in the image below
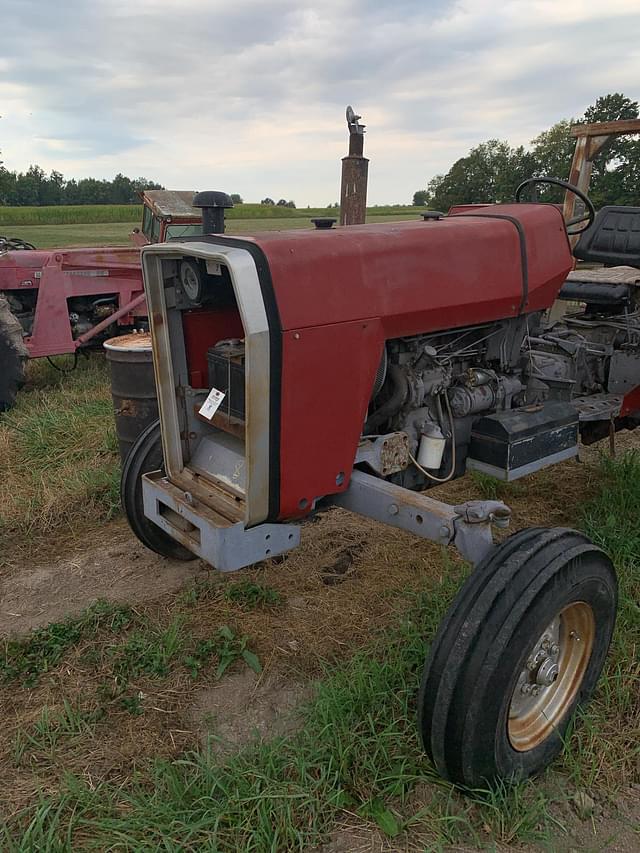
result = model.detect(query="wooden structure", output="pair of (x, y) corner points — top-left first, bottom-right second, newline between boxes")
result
(564, 119), (640, 244)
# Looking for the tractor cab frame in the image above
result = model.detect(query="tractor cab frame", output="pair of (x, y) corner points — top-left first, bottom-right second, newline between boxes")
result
(130, 190), (204, 247)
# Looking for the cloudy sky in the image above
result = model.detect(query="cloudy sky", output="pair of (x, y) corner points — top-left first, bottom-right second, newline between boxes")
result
(1, 0), (639, 205)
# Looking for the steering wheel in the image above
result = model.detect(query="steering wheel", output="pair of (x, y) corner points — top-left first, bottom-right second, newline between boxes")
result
(515, 176), (596, 236)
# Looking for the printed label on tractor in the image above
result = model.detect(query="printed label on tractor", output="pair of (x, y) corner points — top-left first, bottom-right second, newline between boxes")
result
(199, 387), (226, 420)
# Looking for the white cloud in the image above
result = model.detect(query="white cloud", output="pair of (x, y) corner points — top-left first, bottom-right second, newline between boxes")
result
(0, 0), (639, 203)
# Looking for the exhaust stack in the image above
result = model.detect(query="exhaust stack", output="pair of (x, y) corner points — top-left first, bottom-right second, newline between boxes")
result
(340, 106), (369, 226)
(193, 191), (234, 234)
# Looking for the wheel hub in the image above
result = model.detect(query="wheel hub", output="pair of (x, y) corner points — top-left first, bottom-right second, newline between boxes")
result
(508, 602), (595, 751)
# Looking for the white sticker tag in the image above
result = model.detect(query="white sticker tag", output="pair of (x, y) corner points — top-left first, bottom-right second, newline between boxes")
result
(206, 260), (223, 275)
(199, 387), (226, 420)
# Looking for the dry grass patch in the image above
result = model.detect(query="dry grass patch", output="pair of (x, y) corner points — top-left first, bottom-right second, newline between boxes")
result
(0, 354), (120, 564)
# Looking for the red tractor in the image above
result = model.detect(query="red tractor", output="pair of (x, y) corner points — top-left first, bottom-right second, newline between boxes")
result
(122, 179), (638, 787)
(0, 190), (207, 411)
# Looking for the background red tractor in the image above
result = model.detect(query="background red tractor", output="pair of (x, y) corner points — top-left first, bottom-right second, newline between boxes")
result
(0, 190), (208, 411)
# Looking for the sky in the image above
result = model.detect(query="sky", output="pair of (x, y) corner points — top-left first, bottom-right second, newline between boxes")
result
(1, 0), (639, 205)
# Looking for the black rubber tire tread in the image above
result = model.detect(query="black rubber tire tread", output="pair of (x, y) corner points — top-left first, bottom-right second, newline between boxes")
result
(0, 294), (28, 412)
(121, 419), (197, 562)
(418, 527), (544, 762)
(419, 527), (617, 788)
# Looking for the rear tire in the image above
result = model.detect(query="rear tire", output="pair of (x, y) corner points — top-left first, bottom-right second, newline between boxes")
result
(121, 419), (197, 561)
(0, 294), (28, 412)
(418, 527), (617, 787)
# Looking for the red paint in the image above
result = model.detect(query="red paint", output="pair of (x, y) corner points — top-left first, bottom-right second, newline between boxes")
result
(0, 246), (145, 358)
(278, 320), (384, 518)
(182, 307), (243, 388)
(229, 204), (572, 336)
(213, 206), (574, 520)
(621, 385), (640, 417)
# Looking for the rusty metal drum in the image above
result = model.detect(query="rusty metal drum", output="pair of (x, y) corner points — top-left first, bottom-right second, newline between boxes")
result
(104, 332), (158, 463)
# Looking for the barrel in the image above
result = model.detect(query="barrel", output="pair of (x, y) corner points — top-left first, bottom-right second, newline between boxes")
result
(104, 332), (158, 463)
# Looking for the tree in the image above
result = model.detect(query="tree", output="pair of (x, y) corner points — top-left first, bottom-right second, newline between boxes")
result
(276, 198), (288, 206)
(421, 93), (640, 210)
(261, 197), (275, 205)
(426, 140), (536, 210)
(230, 193), (243, 204)
(412, 190), (428, 206)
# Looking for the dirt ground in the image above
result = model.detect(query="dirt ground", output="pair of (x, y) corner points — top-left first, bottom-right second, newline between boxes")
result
(1, 435), (639, 850)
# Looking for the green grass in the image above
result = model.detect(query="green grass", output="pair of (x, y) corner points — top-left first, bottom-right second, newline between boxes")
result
(0, 601), (133, 688)
(3, 451), (639, 850)
(0, 581), (568, 851)
(223, 580), (282, 609)
(0, 355), (120, 553)
(0, 203), (419, 227)
(13, 701), (104, 766)
(0, 204), (142, 226)
(3, 212), (422, 249)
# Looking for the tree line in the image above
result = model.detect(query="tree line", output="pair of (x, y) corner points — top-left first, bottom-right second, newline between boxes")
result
(0, 164), (164, 206)
(413, 94), (640, 210)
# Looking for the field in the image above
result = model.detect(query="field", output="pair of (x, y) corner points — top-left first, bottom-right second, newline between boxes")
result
(0, 223), (638, 851)
(0, 202), (419, 248)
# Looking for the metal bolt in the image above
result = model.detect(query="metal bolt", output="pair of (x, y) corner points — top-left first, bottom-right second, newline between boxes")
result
(532, 686), (540, 696)
(521, 683), (532, 695)
(550, 643), (560, 656)
(388, 503), (399, 516)
(439, 525), (450, 538)
(184, 491), (194, 505)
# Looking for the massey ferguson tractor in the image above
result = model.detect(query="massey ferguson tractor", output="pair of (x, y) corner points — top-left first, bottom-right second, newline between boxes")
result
(120, 176), (638, 788)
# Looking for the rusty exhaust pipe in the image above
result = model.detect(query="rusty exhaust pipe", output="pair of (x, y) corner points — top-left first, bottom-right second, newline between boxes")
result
(340, 106), (369, 226)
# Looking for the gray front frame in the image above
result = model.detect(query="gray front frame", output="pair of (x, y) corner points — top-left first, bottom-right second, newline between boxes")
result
(141, 242), (271, 526)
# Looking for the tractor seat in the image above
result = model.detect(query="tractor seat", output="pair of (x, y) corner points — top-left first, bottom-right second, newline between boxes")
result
(558, 266), (640, 309)
(574, 205), (640, 267)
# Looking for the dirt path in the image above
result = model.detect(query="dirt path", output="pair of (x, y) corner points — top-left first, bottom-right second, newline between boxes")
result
(0, 518), (204, 635)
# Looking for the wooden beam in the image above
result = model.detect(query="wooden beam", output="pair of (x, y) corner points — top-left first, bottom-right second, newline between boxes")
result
(571, 119), (640, 138)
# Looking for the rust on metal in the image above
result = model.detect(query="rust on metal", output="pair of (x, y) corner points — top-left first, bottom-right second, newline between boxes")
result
(75, 292), (147, 346)
(141, 190), (201, 221)
(340, 106), (369, 226)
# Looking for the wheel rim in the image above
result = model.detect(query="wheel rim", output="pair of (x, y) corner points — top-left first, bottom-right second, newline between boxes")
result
(508, 602), (595, 752)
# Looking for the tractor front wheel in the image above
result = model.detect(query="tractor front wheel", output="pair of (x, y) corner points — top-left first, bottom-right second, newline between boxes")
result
(0, 294), (28, 412)
(418, 527), (617, 788)
(121, 419), (197, 562)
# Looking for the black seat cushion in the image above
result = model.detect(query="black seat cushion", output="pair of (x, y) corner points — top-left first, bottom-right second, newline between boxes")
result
(574, 206), (640, 267)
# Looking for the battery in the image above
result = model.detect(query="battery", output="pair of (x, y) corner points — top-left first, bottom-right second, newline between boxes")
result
(206, 339), (245, 421)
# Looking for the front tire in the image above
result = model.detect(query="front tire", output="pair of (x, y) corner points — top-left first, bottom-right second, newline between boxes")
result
(418, 527), (617, 787)
(121, 419), (197, 562)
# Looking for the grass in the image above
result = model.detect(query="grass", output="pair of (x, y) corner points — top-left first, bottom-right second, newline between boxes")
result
(0, 203), (418, 227)
(0, 354), (120, 557)
(0, 583), (569, 851)
(2, 212), (423, 249)
(0, 601), (133, 688)
(0, 317), (638, 849)
(223, 580), (283, 609)
(2, 448), (639, 849)
(12, 701), (105, 766)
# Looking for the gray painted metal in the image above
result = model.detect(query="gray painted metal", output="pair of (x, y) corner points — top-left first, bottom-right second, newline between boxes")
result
(142, 471), (300, 571)
(466, 445), (578, 481)
(141, 242), (272, 525)
(333, 469), (510, 565)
